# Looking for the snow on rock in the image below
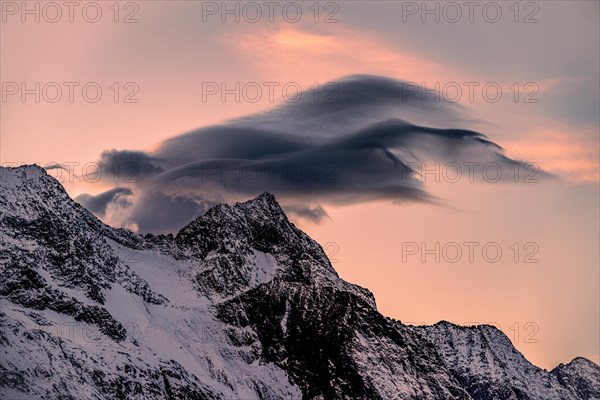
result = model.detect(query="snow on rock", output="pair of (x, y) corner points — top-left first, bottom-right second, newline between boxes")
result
(1, 165), (598, 400)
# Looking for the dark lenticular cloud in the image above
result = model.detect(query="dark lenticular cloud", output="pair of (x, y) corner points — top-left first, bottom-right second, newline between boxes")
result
(75, 75), (550, 233)
(96, 150), (164, 182)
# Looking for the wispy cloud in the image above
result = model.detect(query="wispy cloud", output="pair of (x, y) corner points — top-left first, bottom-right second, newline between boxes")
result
(75, 187), (133, 217)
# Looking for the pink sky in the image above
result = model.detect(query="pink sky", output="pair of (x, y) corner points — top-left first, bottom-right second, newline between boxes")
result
(2, 1), (598, 369)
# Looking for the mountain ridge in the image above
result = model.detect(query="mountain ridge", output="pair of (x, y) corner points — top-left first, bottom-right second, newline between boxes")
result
(0, 164), (598, 400)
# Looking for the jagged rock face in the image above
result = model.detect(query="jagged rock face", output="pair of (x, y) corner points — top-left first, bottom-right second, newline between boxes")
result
(0, 166), (164, 344)
(551, 358), (600, 400)
(175, 193), (342, 300)
(216, 265), (471, 400)
(415, 322), (586, 400)
(0, 165), (598, 400)
(1, 166), (119, 303)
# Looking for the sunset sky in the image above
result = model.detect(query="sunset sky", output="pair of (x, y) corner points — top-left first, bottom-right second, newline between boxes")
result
(2, 1), (599, 369)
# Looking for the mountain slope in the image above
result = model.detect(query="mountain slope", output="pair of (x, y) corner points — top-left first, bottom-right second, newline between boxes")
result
(415, 322), (581, 399)
(551, 357), (600, 400)
(0, 165), (598, 400)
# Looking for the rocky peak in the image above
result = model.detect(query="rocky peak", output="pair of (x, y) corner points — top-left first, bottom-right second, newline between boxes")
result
(177, 192), (300, 251)
(0, 164), (164, 333)
(415, 321), (592, 400)
(174, 192), (337, 298)
(551, 357), (600, 399)
(239, 191), (284, 212)
(559, 357), (599, 369)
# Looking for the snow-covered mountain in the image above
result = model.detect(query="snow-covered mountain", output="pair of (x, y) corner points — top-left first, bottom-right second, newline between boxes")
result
(0, 165), (598, 400)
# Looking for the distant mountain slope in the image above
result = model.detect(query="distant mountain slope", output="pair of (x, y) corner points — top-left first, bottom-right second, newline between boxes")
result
(0, 165), (598, 400)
